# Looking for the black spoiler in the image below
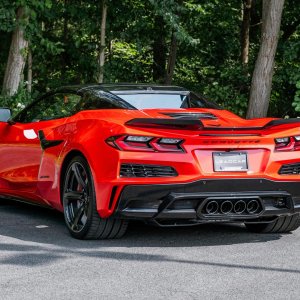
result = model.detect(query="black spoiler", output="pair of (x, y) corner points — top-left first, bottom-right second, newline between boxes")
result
(125, 118), (300, 131)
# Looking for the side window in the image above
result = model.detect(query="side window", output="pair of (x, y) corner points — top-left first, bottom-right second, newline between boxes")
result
(76, 92), (122, 110)
(18, 93), (81, 123)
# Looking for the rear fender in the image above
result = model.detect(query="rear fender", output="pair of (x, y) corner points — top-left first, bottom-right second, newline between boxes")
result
(37, 119), (123, 216)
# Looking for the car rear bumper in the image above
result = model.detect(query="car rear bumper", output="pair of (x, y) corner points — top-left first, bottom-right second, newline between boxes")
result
(115, 178), (300, 226)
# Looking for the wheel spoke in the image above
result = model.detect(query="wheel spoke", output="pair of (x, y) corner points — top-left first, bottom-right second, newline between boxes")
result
(64, 159), (91, 234)
(64, 191), (83, 201)
(72, 163), (87, 190)
(71, 204), (86, 230)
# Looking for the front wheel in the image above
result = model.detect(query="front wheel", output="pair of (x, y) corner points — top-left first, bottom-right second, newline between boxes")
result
(245, 214), (300, 233)
(62, 156), (128, 239)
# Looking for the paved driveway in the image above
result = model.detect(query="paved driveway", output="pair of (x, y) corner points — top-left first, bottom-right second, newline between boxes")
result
(0, 200), (299, 299)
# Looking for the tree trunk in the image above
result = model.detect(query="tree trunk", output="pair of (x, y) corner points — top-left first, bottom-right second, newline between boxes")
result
(165, 32), (178, 85)
(2, 7), (29, 96)
(27, 46), (32, 93)
(153, 15), (167, 83)
(247, 0), (285, 118)
(97, 0), (107, 84)
(240, 0), (252, 65)
(61, 0), (69, 81)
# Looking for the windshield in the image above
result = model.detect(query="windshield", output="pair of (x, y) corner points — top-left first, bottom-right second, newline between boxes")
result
(116, 94), (186, 109)
(114, 92), (220, 110)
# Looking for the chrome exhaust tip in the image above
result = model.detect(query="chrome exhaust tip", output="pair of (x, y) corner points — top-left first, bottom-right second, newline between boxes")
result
(205, 201), (219, 214)
(220, 200), (233, 214)
(247, 200), (260, 214)
(233, 200), (246, 214)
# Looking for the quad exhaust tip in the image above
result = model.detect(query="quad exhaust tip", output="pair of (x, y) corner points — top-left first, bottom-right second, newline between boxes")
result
(233, 200), (246, 214)
(220, 200), (233, 214)
(246, 199), (260, 214)
(203, 199), (261, 216)
(205, 201), (219, 214)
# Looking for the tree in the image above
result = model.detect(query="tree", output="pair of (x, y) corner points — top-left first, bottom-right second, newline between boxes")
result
(165, 32), (178, 84)
(165, 0), (183, 84)
(27, 45), (32, 93)
(240, 0), (253, 65)
(152, 15), (167, 83)
(97, 0), (108, 83)
(1, 0), (298, 118)
(247, 0), (285, 118)
(2, 6), (28, 96)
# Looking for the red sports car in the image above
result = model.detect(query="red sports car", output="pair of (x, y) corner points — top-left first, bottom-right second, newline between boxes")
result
(0, 84), (299, 239)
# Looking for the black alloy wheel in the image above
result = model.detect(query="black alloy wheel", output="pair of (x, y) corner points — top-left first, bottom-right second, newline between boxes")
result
(63, 159), (91, 235)
(62, 156), (128, 239)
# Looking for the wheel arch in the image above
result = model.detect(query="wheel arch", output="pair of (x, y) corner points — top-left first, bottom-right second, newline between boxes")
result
(59, 149), (86, 205)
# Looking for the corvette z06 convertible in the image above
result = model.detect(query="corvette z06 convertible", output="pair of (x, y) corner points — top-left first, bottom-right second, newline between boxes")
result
(0, 84), (300, 239)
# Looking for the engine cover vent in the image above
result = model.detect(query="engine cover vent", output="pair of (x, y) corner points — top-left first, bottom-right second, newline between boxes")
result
(161, 112), (217, 120)
(120, 164), (178, 177)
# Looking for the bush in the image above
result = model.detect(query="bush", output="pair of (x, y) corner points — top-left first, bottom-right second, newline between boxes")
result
(0, 85), (35, 116)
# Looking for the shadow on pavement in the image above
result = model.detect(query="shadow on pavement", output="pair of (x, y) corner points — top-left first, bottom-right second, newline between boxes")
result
(0, 199), (282, 248)
(1, 200), (299, 275)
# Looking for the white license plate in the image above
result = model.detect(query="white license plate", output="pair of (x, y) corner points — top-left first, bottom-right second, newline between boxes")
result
(213, 152), (248, 172)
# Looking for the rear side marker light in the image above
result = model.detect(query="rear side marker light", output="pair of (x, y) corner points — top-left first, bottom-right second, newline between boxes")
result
(106, 135), (184, 152)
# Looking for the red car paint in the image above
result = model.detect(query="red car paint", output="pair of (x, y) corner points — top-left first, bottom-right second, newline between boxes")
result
(0, 85), (299, 222)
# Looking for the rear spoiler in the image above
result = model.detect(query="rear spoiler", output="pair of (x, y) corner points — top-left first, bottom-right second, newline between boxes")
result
(125, 118), (300, 131)
(264, 118), (300, 128)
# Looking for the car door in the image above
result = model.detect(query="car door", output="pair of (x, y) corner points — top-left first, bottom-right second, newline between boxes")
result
(0, 92), (81, 197)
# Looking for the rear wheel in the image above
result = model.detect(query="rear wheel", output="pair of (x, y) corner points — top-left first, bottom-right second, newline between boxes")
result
(245, 214), (300, 233)
(62, 156), (128, 239)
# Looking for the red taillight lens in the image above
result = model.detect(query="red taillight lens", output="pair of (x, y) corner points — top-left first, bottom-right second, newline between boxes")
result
(106, 135), (184, 152)
(150, 138), (184, 152)
(275, 136), (300, 151)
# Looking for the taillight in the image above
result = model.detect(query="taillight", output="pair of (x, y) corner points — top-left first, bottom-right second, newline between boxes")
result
(106, 135), (184, 152)
(294, 136), (300, 150)
(275, 136), (300, 151)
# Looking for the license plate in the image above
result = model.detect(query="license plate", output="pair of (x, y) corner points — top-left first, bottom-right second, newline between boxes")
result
(213, 152), (248, 172)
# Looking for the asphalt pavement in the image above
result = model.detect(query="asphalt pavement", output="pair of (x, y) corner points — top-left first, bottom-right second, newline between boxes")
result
(0, 199), (299, 300)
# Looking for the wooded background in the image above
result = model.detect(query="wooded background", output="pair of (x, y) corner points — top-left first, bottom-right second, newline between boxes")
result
(0, 0), (299, 118)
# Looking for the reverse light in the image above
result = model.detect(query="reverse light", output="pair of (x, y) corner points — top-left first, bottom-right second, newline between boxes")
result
(275, 137), (290, 144)
(125, 136), (153, 142)
(106, 135), (184, 152)
(275, 136), (300, 151)
(159, 138), (182, 144)
(275, 137), (291, 151)
(294, 136), (300, 141)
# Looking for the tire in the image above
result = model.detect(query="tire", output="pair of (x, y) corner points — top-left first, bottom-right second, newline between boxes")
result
(245, 214), (300, 233)
(62, 155), (128, 239)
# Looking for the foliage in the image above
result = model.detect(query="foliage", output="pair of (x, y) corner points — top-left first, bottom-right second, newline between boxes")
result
(0, 0), (299, 117)
(0, 83), (35, 115)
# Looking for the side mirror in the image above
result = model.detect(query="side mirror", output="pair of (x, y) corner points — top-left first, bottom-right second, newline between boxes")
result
(0, 108), (12, 122)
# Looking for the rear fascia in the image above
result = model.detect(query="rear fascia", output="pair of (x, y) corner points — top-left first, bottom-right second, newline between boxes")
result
(115, 178), (300, 223)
